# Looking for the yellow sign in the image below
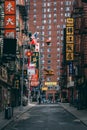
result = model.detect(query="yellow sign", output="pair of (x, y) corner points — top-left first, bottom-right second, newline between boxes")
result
(66, 44), (74, 52)
(66, 27), (74, 35)
(66, 18), (74, 26)
(42, 87), (48, 91)
(66, 35), (74, 43)
(45, 82), (57, 86)
(66, 53), (74, 61)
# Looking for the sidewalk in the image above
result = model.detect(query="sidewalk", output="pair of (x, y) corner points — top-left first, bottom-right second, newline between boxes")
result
(59, 102), (87, 126)
(0, 103), (37, 130)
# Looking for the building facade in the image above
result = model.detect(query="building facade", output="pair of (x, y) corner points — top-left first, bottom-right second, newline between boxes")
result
(28, 0), (73, 101)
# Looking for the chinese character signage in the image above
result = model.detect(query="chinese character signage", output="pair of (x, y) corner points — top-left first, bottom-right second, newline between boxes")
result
(4, 0), (16, 38)
(66, 18), (74, 61)
(31, 52), (39, 68)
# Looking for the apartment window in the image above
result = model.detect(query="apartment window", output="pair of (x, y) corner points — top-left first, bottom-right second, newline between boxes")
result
(54, 8), (57, 12)
(61, 13), (63, 16)
(47, 8), (51, 12)
(54, 19), (57, 23)
(57, 54), (60, 58)
(34, 9), (36, 13)
(33, 15), (36, 18)
(47, 3), (51, 7)
(61, 19), (63, 22)
(43, 3), (46, 7)
(65, 13), (70, 17)
(57, 25), (60, 28)
(41, 60), (45, 64)
(41, 43), (44, 47)
(42, 20), (46, 24)
(48, 14), (51, 18)
(33, 20), (36, 24)
(48, 60), (51, 64)
(48, 19), (51, 24)
(57, 31), (60, 34)
(66, 7), (70, 11)
(34, 3), (36, 7)
(57, 48), (60, 52)
(47, 48), (51, 52)
(54, 14), (57, 18)
(47, 77), (51, 82)
(39, 26), (45, 30)
(47, 54), (51, 58)
(41, 48), (44, 52)
(48, 25), (51, 30)
(48, 31), (51, 35)
(41, 37), (44, 41)
(42, 8), (46, 13)
(61, 7), (63, 11)
(61, 2), (63, 5)
(47, 66), (51, 69)
(65, 1), (71, 5)
(54, 2), (57, 6)
(42, 14), (46, 18)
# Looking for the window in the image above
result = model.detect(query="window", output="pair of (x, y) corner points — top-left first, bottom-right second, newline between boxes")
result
(54, 2), (57, 6)
(48, 14), (51, 18)
(57, 25), (60, 28)
(48, 19), (51, 24)
(61, 13), (63, 16)
(61, 2), (63, 5)
(47, 54), (51, 58)
(33, 15), (36, 18)
(42, 14), (46, 18)
(54, 14), (57, 18)
(54, 8), (57, 12)
(48, 25), (51, 30)
(57, 48), (60, 52)
(42, 20), (46, 24)
(33, 20), (36, 24)
(65, 1), (71, 5)
(48, 31), (51, 35)
(43, 3), (46, 7)
(47, 3), (51, 7)
(47, 66), (51, 69)
(61, 19), (63, 22)
(42, 8), (46, 13)
(34, 3), (36, 7)
(48, 60), (51, 64)
(34, 9), (36, 13)
(54, 19), (57, 23)
(47, 8), (51, 12)
(57, 31), (60, 34)
(65, 7), (70, 11)
(41, 60), (45, 64)
(47, 48), (51, 52)
(47, 77), (51, 82)
(61, 7), (63, 11)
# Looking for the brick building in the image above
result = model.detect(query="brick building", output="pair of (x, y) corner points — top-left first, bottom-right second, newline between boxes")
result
(28, 0), (73, 101)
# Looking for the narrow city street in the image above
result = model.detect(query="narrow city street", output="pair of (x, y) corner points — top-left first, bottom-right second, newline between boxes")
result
(3, 104), (87, 130)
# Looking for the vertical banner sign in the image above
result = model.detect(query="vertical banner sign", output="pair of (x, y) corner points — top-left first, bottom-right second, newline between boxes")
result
(31, 52), (39, 69)
(4, 0), (16, 38)
(66, 18), (74, 61)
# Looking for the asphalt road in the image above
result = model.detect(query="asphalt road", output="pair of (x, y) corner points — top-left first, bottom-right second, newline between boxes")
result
(4, 104), (87, 130)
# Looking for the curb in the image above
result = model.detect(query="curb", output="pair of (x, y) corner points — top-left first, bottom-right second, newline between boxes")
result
(0, 104), (37, 130)
(59, 103), (87, 127)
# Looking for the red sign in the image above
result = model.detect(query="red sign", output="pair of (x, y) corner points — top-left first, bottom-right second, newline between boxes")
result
(4, 15), (16, 29)
(4, 1), (16, 15)
(4, 0), (16, 38)
(5, 30), (16, 38)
